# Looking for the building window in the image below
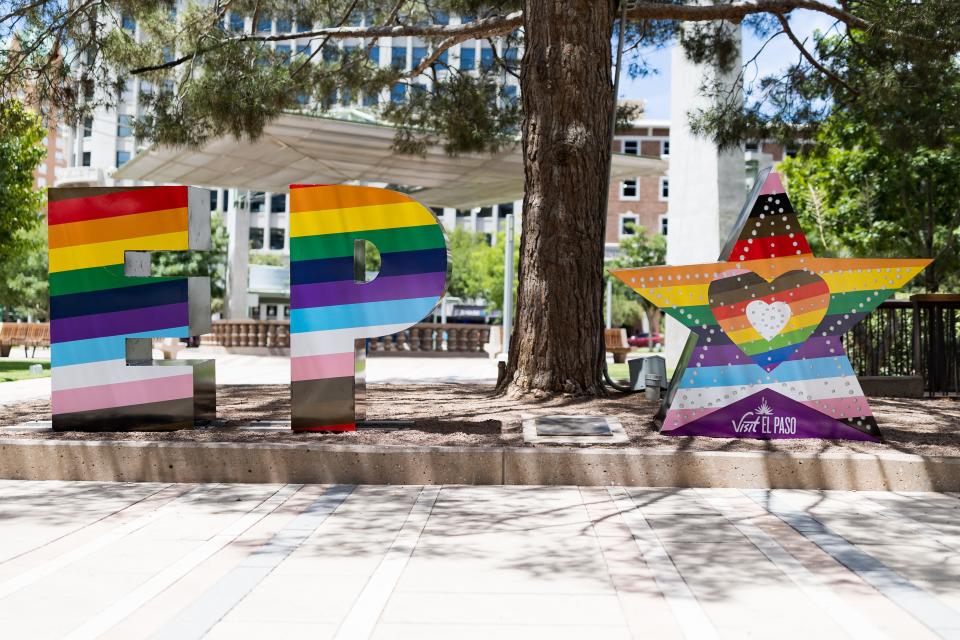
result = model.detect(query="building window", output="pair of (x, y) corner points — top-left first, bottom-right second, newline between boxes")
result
(269, 227), (285, 250)
(249, 227), (264, 249)
(81, 151), (91, 167)
(659, 215), (669, 236)
(283, 305), (291, 318)
(391, 46), (407, 69)
(659, 177), (669, 201)
(266, 304), (278, 318)
(460, 47), (475, 70)
(504, 85), (518, 105)
(411, 47), (427, 68)
(117, 114), (132, 137)
(116, 151), (131, 167)
(275, 44), (291, 63)
(250, 192), (265, 213)
(82, 117), (92, 137)
(620, 214), (639, 239)
(745, 140), (759, 152)
(368, 46), (380, 63)
(622, 139), (638, 155)
(121, 14), (135, 31)
(455, 209), (471, 217)
(275, 17), (291, 32)
(296, 19), (312, 33)
(256, 14), (272, 33)
(229, 13), (244, 32)
(498, 202), (514, 217)
(480, 47), (495, 70)
(478, 207), (492, 217)
(661, 140), (670, 157)
(209, 190), (218, 211)
(250, 306), (260, 319)
(620, 179), (639, 201)
(390, 83), (407, 103)
(270, 193), (286, 213)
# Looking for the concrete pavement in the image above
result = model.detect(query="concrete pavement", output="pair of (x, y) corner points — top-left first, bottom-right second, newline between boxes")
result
(0, 482), (959, 639)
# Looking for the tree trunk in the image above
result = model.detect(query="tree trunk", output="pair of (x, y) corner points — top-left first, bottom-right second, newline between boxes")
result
(496, 0), (616, 396)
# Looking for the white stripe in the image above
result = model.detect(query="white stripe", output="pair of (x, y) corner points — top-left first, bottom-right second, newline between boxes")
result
(334, 486), (440, 640)
(291, 323), (416, 357)
(63, 484), (303, 640)
(700, 490), (892, 640)
(607, 487), (719, 640)
(52, 359), (192, 391)
(671, 373), (866, 410)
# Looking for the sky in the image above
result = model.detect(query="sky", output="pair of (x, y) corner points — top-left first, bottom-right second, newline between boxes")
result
(619, 10), (840, 119)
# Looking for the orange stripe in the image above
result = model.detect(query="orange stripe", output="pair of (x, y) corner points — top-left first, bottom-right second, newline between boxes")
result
(48, 207), (188, 249)
(289, 185), (413, 214)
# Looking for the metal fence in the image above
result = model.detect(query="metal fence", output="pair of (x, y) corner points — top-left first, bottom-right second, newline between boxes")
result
(843, 294), (960, 395)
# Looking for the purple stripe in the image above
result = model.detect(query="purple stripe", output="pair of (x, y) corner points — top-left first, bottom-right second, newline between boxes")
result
(291, 272), (445, 309)
(693, 336), (847, 368)
(51, 302), (188, 343)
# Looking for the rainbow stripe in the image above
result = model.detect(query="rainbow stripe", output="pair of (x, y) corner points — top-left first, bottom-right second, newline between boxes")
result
(289, 185), (448, 431)
(48, 187), (214, 431)
(611, 172), (930, 441)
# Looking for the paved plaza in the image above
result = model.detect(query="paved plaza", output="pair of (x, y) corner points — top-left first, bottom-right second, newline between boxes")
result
(0, 482), (958, 639)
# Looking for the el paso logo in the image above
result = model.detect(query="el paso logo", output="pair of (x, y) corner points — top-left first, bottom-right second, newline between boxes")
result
(731, 397), (797, 436)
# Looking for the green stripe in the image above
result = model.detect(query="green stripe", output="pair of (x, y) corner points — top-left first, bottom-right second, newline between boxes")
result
(49, 264), (180, 297)
(290, 225), (446, 262)
(740, 326), (816, 355)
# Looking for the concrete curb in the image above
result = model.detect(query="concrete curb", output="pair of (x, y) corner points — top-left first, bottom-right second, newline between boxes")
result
(1, 438), (959, 490)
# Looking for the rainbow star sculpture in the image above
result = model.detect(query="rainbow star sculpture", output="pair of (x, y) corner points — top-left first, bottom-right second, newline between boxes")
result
(611, 170), (930, 441)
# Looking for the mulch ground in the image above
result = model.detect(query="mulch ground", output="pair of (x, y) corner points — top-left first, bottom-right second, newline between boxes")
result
(2, 384), (959, 457)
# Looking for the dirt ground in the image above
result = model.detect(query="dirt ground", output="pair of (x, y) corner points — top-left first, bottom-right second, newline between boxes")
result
(2, 384), (959, 457)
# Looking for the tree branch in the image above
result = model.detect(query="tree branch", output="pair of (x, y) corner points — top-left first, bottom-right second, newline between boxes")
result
(775, 13), (858, 95)
(130, 10), (522, 76)
(626, 0), (869, 30)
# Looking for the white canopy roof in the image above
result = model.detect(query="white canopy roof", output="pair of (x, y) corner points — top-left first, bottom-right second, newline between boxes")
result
(114, 112), (667, 210)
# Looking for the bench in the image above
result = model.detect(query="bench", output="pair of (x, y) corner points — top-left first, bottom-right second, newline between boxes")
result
(0, 322), (49, 357)
(604, 328), (632, 363)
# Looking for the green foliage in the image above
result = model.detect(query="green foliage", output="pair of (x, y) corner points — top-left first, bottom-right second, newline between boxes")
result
(250, 252), (286, 266)
(0, 100), (45, 261)
(607, 225), (666, 329)
(447, 227), (517, 313)
(0, 223), (49, 321)
(152, 211), (229, 312)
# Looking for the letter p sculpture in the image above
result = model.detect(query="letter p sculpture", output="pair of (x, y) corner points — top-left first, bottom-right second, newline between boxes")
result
(289, 185), (449, 431)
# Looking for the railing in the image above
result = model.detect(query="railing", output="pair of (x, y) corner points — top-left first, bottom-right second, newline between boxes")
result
(844, 294), (960, 395)
(202, 320), (491, 356)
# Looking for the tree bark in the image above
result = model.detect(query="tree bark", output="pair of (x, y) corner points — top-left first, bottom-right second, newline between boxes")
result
(497, 0), (616, 397)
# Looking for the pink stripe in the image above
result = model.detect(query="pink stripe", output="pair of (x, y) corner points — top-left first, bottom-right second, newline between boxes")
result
(758, 172), (785, 195)
(800, 396), (872, 420)
(662, 407), (719, 430)
(291, 352), (355, 382)
(52, 374), (194, 414)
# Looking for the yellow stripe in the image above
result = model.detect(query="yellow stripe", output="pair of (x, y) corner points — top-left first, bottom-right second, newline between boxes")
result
(629, 285), (710, 308)
(723, 307), (827, 344)
(289, 202), (437, 238)
(49, 231), (189, 273)
(821, 265), (927, 294)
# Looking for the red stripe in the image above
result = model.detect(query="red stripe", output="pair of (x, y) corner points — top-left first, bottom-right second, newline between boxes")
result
(48, 187), (189, 226)
(292, 422), (356, 432)
(711, 280), (830, 320)
(731, 234), (812, 261)
(289, 184), (330, 189)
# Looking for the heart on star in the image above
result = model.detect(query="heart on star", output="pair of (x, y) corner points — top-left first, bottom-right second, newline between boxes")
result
(708, 269), (830, 371)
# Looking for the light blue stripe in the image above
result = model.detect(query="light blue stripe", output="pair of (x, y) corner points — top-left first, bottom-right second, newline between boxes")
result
(51, 327), (189, 367)
(680, 356), (855, 389)
(290, 297), (439, 333)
